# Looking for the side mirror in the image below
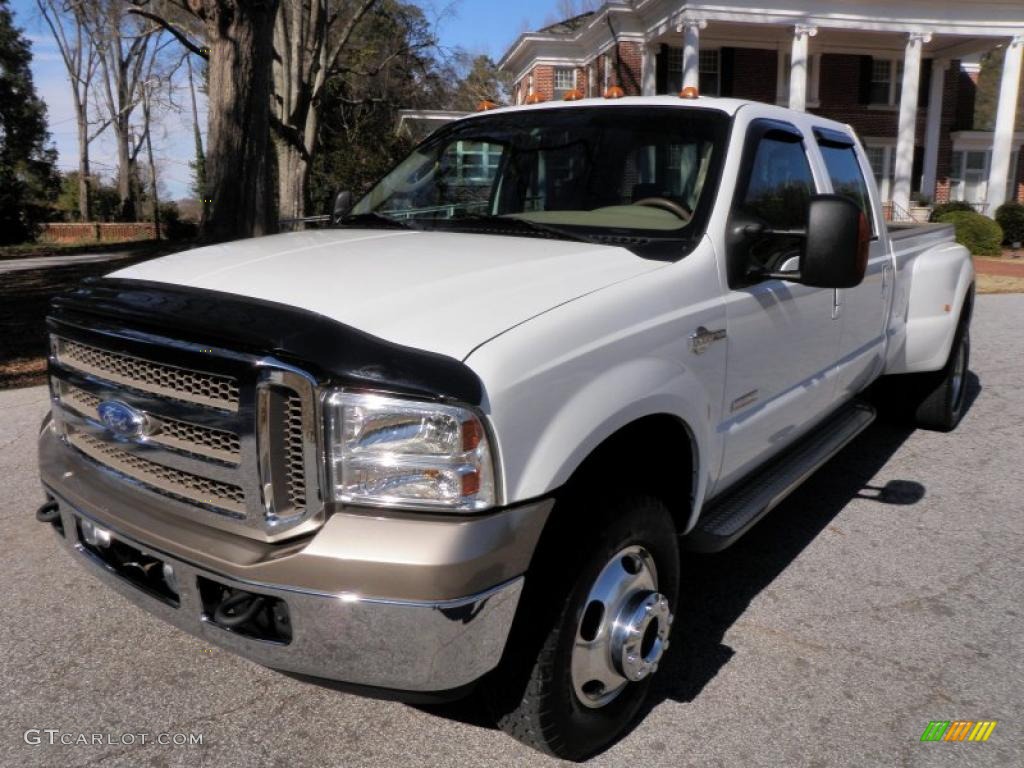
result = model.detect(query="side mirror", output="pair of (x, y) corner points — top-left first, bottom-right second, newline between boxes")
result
(800, 195), (870, 289)
(738, 194), (869, 288)
(332, 190), (353, 222)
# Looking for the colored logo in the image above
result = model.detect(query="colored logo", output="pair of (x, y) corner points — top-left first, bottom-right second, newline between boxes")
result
(97, 401), (149, 438)
(920, 721), (998, 742)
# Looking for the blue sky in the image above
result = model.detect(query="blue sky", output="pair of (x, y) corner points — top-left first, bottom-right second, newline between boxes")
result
(9, 0), (561, 200)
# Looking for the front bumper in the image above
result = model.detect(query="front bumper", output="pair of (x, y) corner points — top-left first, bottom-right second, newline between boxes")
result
(39, 425), (552, 692)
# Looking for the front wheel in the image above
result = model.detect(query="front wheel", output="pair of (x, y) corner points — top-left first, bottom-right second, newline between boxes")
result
(485, 495), (679, 761)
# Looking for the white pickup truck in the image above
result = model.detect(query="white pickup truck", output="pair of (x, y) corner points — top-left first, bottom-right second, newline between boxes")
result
(38, 96), (973, 760)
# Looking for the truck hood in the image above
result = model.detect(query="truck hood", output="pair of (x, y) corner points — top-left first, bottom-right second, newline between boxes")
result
(112, 228), (666, 360)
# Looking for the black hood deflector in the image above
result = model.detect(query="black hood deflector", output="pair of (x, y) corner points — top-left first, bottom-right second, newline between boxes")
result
(49, 278), (484, 405)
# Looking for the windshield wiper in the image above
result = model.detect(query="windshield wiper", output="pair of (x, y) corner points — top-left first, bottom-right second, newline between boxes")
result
(336, 212), (421, 230)
(438, 213), (603, 245)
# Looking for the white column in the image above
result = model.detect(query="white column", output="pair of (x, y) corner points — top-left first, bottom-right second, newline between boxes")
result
(788, 25), (818, 111)
(921, 59), (948, 201)
(679, 18), (707, 91)
(987, 36), (1024, 211)
(642, 42), (658, 96)
(892, 32), (931, 211)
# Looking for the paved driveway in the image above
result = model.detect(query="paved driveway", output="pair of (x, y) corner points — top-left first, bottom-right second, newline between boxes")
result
(0, 251), (143, 274)
(1, 295), (1021, 767)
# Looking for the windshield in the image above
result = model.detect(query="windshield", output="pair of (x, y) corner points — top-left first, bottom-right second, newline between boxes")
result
(349, 106), (730, 257)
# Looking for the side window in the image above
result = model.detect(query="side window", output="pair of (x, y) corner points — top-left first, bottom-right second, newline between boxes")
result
(739, 134), (815, 231)
(818, 138), (875, 236)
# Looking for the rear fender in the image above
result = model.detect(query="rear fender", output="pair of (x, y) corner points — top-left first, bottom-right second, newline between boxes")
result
(888, 242), (974, 374)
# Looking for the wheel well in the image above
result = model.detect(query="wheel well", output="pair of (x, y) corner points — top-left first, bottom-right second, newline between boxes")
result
(560, 414), (696, 535)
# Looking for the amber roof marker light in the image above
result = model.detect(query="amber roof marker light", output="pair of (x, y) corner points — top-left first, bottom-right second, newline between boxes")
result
(476, 100), (499, 112)
(603, 85), (625, 99)
(563, 88), (584, 101)
(679, 86), (700, 99)
(525, 93), (548, 104)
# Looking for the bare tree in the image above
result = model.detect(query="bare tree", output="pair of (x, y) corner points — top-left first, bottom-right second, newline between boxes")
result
(36, 0), (105, 221)
(271, 0), (380, 220)
(84, 2), (167, 221)
(129, 0), (280, 243)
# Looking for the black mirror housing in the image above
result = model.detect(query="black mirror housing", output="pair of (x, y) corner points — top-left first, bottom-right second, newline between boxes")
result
(800, 195), (869, 289)
(332, 190), (353, 222)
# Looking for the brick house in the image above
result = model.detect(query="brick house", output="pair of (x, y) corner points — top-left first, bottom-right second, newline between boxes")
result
(498, 0), (1024, 216)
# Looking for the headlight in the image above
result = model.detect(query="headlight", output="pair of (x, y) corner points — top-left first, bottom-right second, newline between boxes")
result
(324, 391), (497, 512)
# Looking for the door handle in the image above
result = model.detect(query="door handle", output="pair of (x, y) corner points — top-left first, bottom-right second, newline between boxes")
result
(881, 264), (894, 292)
(689, 326), (727, 355)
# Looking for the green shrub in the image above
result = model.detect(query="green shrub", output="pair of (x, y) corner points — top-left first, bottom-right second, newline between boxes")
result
(995, 202), (1024, 245)
(937, 211), (1004, 256)
(929, 200), (975, 222)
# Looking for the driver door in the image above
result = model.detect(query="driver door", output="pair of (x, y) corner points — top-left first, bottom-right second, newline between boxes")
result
(715, 120), (842, 488)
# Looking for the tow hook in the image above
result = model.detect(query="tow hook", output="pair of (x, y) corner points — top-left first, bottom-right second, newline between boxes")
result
(36, 501), (60, 524)
(200, 578), (293, 644)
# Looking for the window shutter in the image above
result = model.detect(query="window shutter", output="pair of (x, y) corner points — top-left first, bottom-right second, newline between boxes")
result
(912, 146), (925, 194)
(720, 47), (736, 97)
(859, 56), (874, 104)
(656, 44), (668, 94)
(919, 58), (933, 110)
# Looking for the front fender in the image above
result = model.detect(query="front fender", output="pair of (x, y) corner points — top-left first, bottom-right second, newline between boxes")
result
(889, 242), (974, 374)
(517, 358), (711, 532)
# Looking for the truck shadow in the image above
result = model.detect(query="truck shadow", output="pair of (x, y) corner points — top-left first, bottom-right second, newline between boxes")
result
(645, 370), (982, 712)
(416, 373), (982, 739)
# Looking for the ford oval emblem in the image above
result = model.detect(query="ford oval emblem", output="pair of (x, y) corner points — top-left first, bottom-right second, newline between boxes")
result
(97, 400), (148, 438)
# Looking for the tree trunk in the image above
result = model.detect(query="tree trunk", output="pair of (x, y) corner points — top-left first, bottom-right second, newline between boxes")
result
(275, 140), (309, 221)
(201, 0), (280, 243)
(115, 116), (135, 221)
(76, 109), (92, 221)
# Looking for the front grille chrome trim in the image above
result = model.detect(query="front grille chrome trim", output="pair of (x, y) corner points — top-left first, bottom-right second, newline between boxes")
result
(67, 428), (247, 517)
(53, 336), (241, 412)
(58, 381), (242, 465)
(48, 325), (325, 542)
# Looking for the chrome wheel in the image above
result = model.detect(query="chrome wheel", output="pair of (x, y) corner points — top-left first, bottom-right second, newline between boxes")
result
(570, 545), (673, 709)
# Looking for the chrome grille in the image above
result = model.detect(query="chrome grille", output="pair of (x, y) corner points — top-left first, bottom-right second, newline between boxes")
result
(158, 419), (241, 464)
(54, 337), (240, 412)
(49, 328), (323, 541)
(284, 393), (307, 512)
(68, 429), (246, 516)
(58, 382), (241, 464)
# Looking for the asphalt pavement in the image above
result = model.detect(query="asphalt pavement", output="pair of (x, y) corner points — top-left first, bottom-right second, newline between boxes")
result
(0, 250), (143, 274)
(1, 295), (1021, 767)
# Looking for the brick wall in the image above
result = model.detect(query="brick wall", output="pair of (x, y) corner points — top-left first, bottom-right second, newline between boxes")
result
(532, 65), (554, 100)
(731, 48), (778, 102)
(616, 42), (643, 95)
(38, 223), (158, 244)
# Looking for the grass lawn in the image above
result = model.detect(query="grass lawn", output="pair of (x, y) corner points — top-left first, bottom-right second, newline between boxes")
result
(976, 273), (1024, 294)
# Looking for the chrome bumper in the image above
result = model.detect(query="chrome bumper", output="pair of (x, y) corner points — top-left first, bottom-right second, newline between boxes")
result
(39, 425), (551, 693)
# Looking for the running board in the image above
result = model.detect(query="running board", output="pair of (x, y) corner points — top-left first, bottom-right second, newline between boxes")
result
(684, 402), (876, 553)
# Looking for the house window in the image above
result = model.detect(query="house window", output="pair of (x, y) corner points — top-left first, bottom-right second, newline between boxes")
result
(554, 67), (575, 97)
(699, 49), (720, 96)
(949, 149), (1020, 207)
(869, 59), (904, 106)
(665, 48), (720, 96)
(779, 54), (818, 105)
(864, 143), (895, 200)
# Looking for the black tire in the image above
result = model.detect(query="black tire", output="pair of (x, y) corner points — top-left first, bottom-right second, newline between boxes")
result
(484, 494), (679, 761)
(904, 323), (971, 432)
